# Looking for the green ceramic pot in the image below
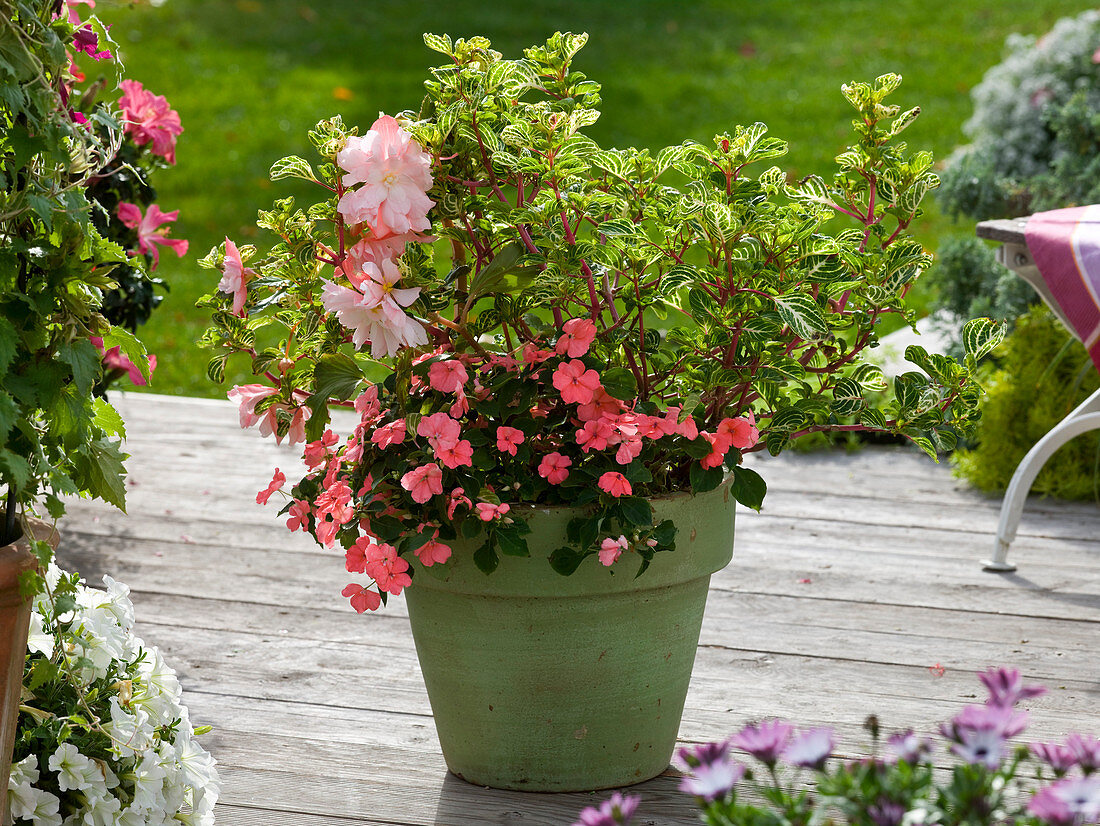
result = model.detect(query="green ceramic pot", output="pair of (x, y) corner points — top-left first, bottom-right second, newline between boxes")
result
(404, 481), (736, 792)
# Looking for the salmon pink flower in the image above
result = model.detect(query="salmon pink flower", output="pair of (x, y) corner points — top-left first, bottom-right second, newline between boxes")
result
(286, 499), (310, 532)
(118, 79), (183, 164)
(447, 487), (472, 518)
(577, 388), (623, 422)
(437, 439), (473, 469)
(217, 238), (252, 317)
(599, 535), (628, 566)
(285, 406), (311, 446)
(337, 114), (434, 237)
(401, 463), (443, 503)
(255, 468), (285, 505)
(716, 414), (759, 451)
(64, 0), (94, 25)
(345, 536), (374, 573)
(341, 583), (381, 614)
(429, 359), (469, 394)
(556, 317), (598, 358)
(475, 502), (511, 522)
(576, 418), (612, 452)
(522, 343), (555, 365)
(598, 471), (631, 498)
(364, 542), (412, 595)
(553, 360), (602, 405)
(699, 433), (728, 470)
(450, 386), (470, 418)
(415, 538), (452, 567)
(371, 420), (406, 449)
(303, 430), (339, 469)
(417, 412), (461, 453)
(117, 202), (188, 269)
(496, 426), (525, 456)
(538, 452), (572, 485)
(355, 384), (381, 420)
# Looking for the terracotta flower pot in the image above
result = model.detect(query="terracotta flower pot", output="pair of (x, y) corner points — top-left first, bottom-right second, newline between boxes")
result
(0, 520), (53, 826)
(405, 483), (735, 792)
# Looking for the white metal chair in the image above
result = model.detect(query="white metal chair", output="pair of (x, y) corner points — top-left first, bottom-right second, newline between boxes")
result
(976, 220), (1100, 571)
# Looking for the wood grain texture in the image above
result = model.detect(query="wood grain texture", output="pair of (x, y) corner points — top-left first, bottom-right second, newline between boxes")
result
(55, 393), (1100, 826)
(976, 217), (1029, 244)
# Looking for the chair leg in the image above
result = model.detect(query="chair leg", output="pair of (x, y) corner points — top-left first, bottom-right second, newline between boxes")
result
(985, 387), (1100, 572)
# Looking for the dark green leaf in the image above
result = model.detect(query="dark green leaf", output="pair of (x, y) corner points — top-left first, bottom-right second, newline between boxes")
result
(731, 466), (766, 511)
(618, 496), (652, 528)
(473, 539), (499, 574)
(549, 546), (587, 576)
(689, 462), (724, 493)
(313, 352), (363, 400)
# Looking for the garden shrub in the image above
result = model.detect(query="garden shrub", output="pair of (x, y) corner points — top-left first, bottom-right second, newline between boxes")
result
(953, 306), (1100, 500)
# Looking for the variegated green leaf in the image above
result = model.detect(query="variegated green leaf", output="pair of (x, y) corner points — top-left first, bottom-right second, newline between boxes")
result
(962, 317), (1006, 362)
(774, 294), (829, 340)
(831, 378), (864, 417)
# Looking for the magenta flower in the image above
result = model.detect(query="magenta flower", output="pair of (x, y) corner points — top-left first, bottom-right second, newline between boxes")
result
(118, 79), (183, 164)
(572, 791), (640, 826)
(336, 115), (434, 237)
(978, 666), (1046, 708)
(1029, 775), (1100, 825)
(1067, 733), (1100, 772)
(1031, 742), (1079, 775)
(940, 703), (1029, 768)
(731, 720), (794, 766)
(673, 740), (745, 802)
(117, 202), (188, 269)
(72, 25), (111, 60)
(782, 727), (835, 768)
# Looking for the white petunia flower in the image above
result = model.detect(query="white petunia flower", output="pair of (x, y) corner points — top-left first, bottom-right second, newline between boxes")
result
(48, 743), (100, 793)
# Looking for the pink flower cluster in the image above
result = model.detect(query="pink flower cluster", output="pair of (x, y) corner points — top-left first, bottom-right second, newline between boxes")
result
(118, 79), (183, 164)
(228, 384), (311, 446)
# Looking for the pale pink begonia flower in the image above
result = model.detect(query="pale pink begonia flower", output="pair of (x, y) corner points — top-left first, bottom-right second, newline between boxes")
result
(598, 471), (632, 498)
(227, 384), (279, 429)
(496, 426), (525, 456)
(117, 202), (188, 269)
(218, 238), (252, 317)
(555, 317), (598, 358)
(341, 583), (381, 614)
(339, 234), (415, 287)
(286, 500), (311, 532)
(336, 114), (435, 237)
(599, 535), (628, 567)
(415, 538), (452, 567)
(429, 359), (469, 394)
(118, 79), (183, 164)
(401, 463), (444, 504)
(553, 359), (602, 406)
(475, 502), (511, 522)
(371, 419), (406, 449)
(255, 468), (286, 505)
(538, 452), (572, 485)
(320, 276), (427, 358)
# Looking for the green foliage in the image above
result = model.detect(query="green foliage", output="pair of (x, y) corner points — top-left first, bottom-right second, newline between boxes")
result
(0, 0), (146, 546)
(953, 306), (1100, 500)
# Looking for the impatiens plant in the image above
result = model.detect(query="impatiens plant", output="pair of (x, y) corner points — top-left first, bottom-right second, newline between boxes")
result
(573, 667), (1100, 826)
(201, 32), (1002, 613)
(10, 565), (219, 826)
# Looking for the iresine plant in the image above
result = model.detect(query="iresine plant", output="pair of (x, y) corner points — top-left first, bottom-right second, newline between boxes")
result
(9, 566), (219, 826)
(201, 33), (1002, 614)
(572, 667), (1100, 826)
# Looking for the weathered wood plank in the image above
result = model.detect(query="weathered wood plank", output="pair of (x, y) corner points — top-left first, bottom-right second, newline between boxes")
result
(976, 217), (1028, 244)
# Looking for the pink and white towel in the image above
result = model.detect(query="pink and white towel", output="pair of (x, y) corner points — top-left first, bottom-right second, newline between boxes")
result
(1025, 204), (1100, 370)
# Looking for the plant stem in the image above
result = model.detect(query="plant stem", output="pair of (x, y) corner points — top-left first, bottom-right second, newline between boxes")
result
(4, 486), (17, 546)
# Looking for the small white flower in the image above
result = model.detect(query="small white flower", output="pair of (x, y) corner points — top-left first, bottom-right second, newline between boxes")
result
(48, 743), (100, 793)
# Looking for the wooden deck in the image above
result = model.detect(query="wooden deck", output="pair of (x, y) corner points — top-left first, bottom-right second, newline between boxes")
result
(58, 392), (1100, 826)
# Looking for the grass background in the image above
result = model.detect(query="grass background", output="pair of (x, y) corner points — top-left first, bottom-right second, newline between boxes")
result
(97, 0), (1090, 398)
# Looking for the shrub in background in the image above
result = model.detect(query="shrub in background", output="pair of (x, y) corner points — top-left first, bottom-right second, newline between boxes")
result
(954, 306), (1100, 500)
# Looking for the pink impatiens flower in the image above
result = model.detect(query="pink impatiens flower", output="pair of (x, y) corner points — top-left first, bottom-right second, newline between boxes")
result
(447, 487), (472, 519)
(538, 452), (572, 485)
(437, 439), (473, 469)
(286, 499), (310, 532)
(428, 359), (469, 394)
(716, 413), (759, 451)
(598, 471), (632, 498)
(495, 426), (524, 456)
(371, 419), (406, 449)
(341, 583), (381, 614)
(401, 463), (444, 504)
(415, 538), (452, 567)
(64, 0), (94, 25)
(475, 502), (511, 522)
(117, 202), (188, 269)
(118, 79), (183, 164)
(555, 317), (598, 358)
(218, 238), (252, 317)
(337, 114), (435, 237)
(255, 468), (285, 505)
(599, 535), (628, 567)
(417, 412), (461, 453)
(553, 359), (602, 405)
(363, 542), (412, 595)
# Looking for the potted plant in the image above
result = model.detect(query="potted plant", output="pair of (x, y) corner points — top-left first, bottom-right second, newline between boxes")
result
(200, 32), (1001, 791)
(573, 666), (1100, 826)
(1, 0), (170, 810)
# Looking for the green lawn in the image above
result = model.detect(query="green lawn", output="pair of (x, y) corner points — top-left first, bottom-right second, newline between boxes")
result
(101, 0), (1088, 398)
